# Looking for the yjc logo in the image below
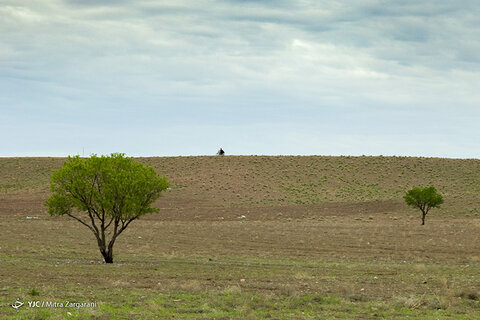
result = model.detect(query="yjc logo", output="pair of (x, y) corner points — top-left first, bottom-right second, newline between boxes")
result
(28, 301), (42, 307)
(11, 298), (24, 311)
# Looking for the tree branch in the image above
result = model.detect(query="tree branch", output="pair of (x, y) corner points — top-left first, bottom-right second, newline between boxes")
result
(88, 172), (98, 210)
(105, 215), (115, 230)
(87, 210), (100, 236)
(117, 216), (140, 237)
(66, 213), (95, 233)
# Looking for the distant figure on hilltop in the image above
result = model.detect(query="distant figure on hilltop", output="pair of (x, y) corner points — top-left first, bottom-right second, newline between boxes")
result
(217, 148), (225, 156)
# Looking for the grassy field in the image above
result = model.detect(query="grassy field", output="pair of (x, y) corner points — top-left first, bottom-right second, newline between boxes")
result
(1, 156), (479, 319)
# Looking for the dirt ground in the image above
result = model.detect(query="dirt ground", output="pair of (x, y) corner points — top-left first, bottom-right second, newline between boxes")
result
(1, 191), (479, 264)
(1, 156), (480, 318)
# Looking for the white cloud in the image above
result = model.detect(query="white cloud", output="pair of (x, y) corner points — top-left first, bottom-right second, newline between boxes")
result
(1, 0), (480, 156)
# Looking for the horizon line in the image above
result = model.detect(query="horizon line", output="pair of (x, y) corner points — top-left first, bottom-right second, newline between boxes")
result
(0, 154), (479, 160)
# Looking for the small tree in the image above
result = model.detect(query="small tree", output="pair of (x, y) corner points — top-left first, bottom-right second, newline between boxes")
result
(45, 153), (169, 263)
(403, 186), (444, 225)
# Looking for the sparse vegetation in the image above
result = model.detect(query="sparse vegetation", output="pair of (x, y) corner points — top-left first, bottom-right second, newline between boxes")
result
(1, 156), (480, 318)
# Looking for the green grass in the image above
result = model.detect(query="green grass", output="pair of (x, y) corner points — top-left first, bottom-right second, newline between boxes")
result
(2, 253), (479, 319)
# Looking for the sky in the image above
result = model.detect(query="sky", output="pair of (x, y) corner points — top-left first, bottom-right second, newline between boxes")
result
(1, 0), (480, 158)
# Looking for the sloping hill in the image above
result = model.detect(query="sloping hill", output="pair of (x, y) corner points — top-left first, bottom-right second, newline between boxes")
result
(1, 156), (480, 216)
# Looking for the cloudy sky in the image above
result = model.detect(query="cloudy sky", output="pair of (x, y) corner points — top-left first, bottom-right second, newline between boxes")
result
(1, 0), (479, 157)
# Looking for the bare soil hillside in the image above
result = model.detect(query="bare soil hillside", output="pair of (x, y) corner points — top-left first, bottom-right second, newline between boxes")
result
(1, 155), (480, 217)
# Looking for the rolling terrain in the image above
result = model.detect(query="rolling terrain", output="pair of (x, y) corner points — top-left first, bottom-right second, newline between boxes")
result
(1, 156), (480, 319)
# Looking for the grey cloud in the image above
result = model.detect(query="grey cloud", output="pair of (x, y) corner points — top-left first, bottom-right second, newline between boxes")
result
(1, 0), (480, 156)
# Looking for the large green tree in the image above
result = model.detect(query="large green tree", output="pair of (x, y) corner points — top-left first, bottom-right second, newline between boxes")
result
(45, 153), (169, 263)
(403, 186), (444, 225)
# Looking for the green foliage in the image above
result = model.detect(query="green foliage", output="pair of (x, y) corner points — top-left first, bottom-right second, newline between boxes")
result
(45, 153), (169, 262)
(46, 154), (169, 219)
(404, 186), (444, 210)
(404, 186), (444, 225)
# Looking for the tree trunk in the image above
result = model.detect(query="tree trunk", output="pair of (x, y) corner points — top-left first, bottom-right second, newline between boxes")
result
(98, 240), (114, 263)
(103, 250), (113, 263)
(421, 212), (426, 225)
